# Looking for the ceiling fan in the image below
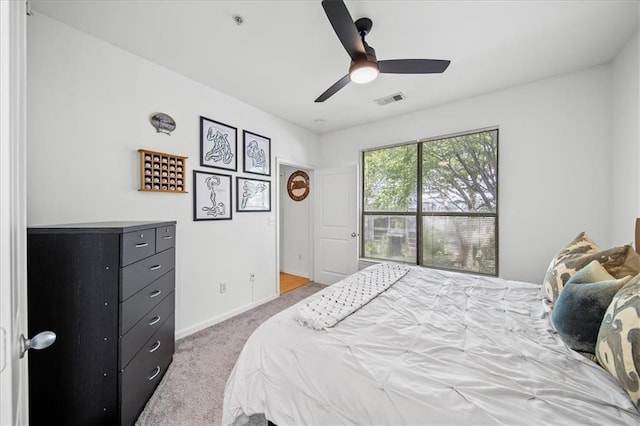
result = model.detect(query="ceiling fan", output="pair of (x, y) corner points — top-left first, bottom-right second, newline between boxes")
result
(315, 0), (451, 103)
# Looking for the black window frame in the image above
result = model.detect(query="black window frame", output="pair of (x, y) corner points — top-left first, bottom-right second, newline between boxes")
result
(361, 128), (499, 276)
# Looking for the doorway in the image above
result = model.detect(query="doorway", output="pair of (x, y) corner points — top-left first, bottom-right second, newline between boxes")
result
(277, 160), (313, 295)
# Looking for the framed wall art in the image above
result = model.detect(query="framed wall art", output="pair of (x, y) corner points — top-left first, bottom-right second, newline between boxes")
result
(193, 170), (232, 221)
(237, 177), (271, 212)
(242, 130), (271, 176)
(200, 116), (237, 171)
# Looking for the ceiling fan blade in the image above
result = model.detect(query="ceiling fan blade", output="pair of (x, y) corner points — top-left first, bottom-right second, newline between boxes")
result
(322, 0), (365, 60)
(315, 74), (351, 103)
(378, 59), (451, 74)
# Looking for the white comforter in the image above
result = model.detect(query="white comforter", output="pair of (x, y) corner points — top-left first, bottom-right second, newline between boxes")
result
(223, 266), (640, 425)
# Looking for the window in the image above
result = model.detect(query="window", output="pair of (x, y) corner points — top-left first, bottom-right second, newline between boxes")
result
(362, 129), (498, 275)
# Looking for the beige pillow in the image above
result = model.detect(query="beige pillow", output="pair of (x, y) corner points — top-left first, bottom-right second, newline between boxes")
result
(567, 260), (615, 283)
(596, 273), (640, 408)
(605, 245), (640, 279)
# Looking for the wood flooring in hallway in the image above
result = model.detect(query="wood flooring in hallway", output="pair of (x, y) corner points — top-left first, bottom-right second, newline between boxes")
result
(280, 272), (310, 294)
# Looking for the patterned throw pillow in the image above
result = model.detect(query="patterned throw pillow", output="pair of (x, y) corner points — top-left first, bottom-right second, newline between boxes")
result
(552, 264), (631, 353)
(542, 232), (601, 303)
(596, 273), (640, 408)
(543, 241), (635, 304)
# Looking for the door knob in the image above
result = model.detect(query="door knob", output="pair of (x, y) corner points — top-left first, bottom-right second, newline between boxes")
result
(351, 232), (357, 237)
(20, 331), (56, 358)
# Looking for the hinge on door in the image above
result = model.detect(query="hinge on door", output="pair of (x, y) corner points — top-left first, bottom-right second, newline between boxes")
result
(25, 0), (33, 16)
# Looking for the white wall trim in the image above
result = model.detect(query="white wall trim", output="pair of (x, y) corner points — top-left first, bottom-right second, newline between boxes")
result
(0, 0), (28, 424)
(175, 293), (279, 340)
(276, 157), (315, 171)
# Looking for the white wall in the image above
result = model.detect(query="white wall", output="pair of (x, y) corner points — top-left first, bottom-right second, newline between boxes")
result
(612, 30), (640, 244)
(279, 165), (311, 278)
(320, 66), (615, 284)
(26, 14), (320, 337)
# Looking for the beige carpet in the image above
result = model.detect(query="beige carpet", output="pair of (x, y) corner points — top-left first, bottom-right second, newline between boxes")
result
(136, 282), (325, 426)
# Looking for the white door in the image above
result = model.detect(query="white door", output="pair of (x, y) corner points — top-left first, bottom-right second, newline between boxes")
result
(0, 1), (29, 424)
(313, 165), (359, 284)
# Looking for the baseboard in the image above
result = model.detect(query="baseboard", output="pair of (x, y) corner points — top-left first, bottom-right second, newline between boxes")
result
(175, 293), (279, 340)
(280, 268), (310, 279)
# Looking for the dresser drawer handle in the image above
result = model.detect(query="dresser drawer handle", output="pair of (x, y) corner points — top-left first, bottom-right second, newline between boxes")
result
(148, 366), (161, 381)
(149, 340), (161, 353)
(135, 242), (149, 248)
(162, 235), (173, 240)
(150, 289), (162, 298)
(150, 264), (162, 271)
(148, 316), (161, 326)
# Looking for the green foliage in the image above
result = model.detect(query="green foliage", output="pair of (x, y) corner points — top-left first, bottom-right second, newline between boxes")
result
(363, 145), (417, 212)
(423, 131), (497, 212)
(364, 240), (381, 257)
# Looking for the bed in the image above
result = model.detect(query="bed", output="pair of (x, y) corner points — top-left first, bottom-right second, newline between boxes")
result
(223, 222), (640, 425)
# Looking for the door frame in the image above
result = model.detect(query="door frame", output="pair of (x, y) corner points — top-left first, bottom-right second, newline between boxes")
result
(275, 157), (315, 295)
(0, 0), (29, 424)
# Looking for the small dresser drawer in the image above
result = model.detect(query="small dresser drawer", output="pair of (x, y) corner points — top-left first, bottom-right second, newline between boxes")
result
(120, 272), (175, 335)
(120, 248), (175, 301)
(121, 229), (156, 267)
(120, 314), (174, 426)
(120, 292), (174, 369)
(155, 225), (175, 252)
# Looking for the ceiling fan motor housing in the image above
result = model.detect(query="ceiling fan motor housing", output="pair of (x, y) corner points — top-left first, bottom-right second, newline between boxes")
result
(355, 17), (373, 36)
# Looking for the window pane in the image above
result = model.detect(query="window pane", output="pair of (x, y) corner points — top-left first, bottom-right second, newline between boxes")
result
(363, 215), (416, 263)
(422, 130), (497, 213)
(422, 215), (496, 275)
(364, 145), (417, 212)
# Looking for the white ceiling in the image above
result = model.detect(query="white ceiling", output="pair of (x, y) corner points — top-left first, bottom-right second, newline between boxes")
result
(31, 0), (639, 135)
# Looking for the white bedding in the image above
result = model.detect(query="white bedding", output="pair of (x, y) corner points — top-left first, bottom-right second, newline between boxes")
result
(223, 266), (640, 425)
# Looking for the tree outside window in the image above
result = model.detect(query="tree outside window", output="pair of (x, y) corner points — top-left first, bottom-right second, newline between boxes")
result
(362, 129), (498, 275)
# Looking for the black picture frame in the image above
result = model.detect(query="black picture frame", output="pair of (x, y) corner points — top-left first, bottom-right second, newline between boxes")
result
(193, 170), (233, 221)
(236, 177), (271, 212)
(242, 130), (271, 176)
(200, 116), (237, 171)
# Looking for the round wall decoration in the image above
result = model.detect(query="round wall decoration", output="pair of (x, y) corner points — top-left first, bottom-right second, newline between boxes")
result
(287, 170), (310, 201)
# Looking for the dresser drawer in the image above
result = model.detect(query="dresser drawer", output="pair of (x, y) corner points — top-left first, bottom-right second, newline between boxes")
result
(120, 272), (175, 335)
(155, 225), (175, 252)
(121, 229), (156, 267)
(120, 293), (174, 369)
(120, 314), (174, 426)
(120, 248), (175, 301)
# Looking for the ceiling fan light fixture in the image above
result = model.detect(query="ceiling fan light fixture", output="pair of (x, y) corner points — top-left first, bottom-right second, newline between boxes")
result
(349, 60), (379, 84)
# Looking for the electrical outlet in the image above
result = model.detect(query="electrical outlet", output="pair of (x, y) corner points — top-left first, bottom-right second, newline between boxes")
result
(249, 273), (255, 283)
(219, 282), (227, 293)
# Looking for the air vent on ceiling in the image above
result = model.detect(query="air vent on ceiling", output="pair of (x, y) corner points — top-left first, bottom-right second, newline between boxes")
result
(374, 92), (406, 106)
